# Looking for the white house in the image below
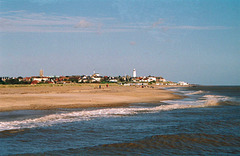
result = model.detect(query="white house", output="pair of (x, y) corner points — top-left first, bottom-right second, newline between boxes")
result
(147, 76), (157, 82)
(139, 77), (148, 82)
(92, 77), (101, 82)
(93, 73), (100, 77)
(139, 76), (157, 82)
(109, 79), (118, 83)
(159, 78), (167, 82)
(32, 77), (49, 82)
(178, 81), (189, 86)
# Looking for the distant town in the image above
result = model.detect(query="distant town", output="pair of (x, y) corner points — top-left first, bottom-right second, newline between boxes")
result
(0, 69), (189, 86)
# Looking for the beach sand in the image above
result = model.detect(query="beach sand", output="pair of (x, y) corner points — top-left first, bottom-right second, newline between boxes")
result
(0, 84), (182, 112)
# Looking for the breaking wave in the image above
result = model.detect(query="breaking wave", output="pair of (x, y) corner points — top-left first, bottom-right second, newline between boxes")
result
(0, 105), (183, 131)
(187, 90), (207, 95)
(0, 93), (237, 132)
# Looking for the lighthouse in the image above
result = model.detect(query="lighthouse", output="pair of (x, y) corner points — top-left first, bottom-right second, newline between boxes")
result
(133, 69), (136, 78)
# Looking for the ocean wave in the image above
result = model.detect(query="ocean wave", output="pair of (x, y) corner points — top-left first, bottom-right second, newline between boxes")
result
(165, 88), (181, 92)
(0, 105), (181, 131)
(39, 133), (240, 155)
(201, 95), (239, 106)
(0, 93), (237, 131)
(203, 94), (231, 100)
(218, 100), (240, 106)
(99, 133), (240, 149)
(187, 90), (207, 95)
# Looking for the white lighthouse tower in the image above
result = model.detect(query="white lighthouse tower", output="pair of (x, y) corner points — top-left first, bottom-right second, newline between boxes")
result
(133, 69), (136, 78)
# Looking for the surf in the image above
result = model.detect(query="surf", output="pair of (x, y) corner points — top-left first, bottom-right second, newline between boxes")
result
(0, 98), (232, 132)
(0, 87), (238, 132)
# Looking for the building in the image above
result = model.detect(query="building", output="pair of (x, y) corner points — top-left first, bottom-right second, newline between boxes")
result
(32, 77), (49, 82)
(92, 76), (102, 82)
(147, 76), (157, 82)
(133, 69), (136, 78)
(139, 77), (149, 82)
(109, 79), (118, 83)
(178, 81), (189, 86)
(91, 73), (102, 82)
(156, 77), (167, 82)
(23, 77), (31, 82)
(0, 77), (10, 82)
(92, 73), (100, 77)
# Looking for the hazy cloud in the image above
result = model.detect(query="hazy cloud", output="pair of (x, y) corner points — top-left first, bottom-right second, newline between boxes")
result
(0, 19), (11, 27)
(0, 11), (138, 33)
(75, 20), (92, 28)
(0, 11), (231, 33)
(162, 25), (230, 30)
(150, 18), (230, 31)
(29, 0), (68, 5)
(152, 18), (164, 28)
(0, 11), (102, 32)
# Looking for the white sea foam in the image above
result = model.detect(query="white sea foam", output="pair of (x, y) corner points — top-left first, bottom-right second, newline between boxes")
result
(165, 88), (193, 95)
(187, 90), (207, 95)
(0, 93), (232, 132)
(203, 95), (230, 101)
(165, 88), (180, 92)
(166, 94), (232, 108)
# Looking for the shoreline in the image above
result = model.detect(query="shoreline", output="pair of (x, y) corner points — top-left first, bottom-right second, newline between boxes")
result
(0, 84), (184, 112)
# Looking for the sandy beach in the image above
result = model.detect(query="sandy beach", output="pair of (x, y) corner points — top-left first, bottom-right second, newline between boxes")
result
(0, 84), (182, 112)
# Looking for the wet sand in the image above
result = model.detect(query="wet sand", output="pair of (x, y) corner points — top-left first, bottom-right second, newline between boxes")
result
(0, 84), (183, 112)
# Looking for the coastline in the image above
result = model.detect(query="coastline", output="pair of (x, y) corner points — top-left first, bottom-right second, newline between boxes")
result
(0, 84), (183, 112)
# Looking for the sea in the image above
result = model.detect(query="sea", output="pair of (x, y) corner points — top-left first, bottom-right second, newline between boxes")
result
(0, 86), (240, 155)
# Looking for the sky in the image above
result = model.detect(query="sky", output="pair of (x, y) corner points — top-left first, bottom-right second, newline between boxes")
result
(0, 0), (239, 85)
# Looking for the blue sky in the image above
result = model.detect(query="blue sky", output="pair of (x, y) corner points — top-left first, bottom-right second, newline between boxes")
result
(0, 0), (239, 85)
